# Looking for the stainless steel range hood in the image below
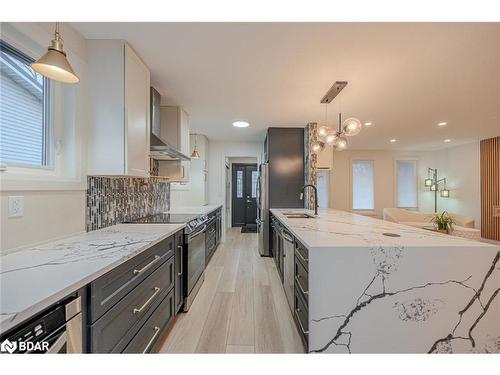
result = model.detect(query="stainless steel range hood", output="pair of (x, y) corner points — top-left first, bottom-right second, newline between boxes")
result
(149, 87), (191, 161)
(150, 143), (191, 161)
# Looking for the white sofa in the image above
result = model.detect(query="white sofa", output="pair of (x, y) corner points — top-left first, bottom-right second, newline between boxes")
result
(382, 208), (480, 240)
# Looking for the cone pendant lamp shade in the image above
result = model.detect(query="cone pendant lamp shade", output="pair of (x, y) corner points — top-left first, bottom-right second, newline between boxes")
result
(31, 23), (79, 84)
(191, 148), (200, 159)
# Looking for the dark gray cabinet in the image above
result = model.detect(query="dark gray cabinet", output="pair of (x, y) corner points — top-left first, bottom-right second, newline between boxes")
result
(122, 289), (174, 353)
(206, 207), (221, 264)
(294, 287), (309, 351)
(88, 235), (174, 323)
(174, 230), (184, 313)
(86, 230), (182, 353)
(294, 238), (309, 351)
(89, 256), (174, 353)
(295, 239), (308, 270)
(265, 128), (305, 209)
(272, 215), (309, 352)
(215, 208), (222, 246)
(271, 216), (283, 282)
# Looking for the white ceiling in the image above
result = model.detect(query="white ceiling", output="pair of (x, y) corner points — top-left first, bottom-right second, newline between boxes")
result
(72, 22), (500, 150)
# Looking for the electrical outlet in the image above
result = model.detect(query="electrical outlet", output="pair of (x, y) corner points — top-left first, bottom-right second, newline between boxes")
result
(8, 196), (24, 218)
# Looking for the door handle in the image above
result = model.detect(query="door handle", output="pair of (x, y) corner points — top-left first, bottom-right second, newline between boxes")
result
(133, 287), (161, 314)
(134, 255), (161, 275)
(142, 326), (161, 353)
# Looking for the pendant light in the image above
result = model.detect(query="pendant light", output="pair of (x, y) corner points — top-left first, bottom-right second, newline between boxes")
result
(191, 134), (200, 159)
(313, 81), (363, 153)
(31, 22), (80, 84)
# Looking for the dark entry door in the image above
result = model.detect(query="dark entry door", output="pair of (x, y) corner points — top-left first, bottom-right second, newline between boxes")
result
(232, 163), (258, 227)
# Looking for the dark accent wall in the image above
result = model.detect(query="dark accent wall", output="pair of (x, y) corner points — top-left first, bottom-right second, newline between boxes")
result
(86, 176), (170, 231)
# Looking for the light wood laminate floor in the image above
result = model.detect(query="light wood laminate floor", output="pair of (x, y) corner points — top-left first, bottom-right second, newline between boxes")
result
(157, 228), (304, 353)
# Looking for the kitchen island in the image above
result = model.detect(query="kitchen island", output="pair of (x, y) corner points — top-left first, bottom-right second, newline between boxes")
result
(270, 208), (500, 354)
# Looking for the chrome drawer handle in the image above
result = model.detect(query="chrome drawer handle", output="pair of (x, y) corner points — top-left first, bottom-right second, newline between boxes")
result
(295, 275), (309, 295)
(142, 326), (161, 353)
(134, 255), (161, 275)
(295, 249), (309, 263)
(133, 287), (160, 314)
(294, 309), (309, 335)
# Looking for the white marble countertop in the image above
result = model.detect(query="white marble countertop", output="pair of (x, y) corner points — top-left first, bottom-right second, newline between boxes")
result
(166, 203), (223, 215)
(0, 223), (184, 333)
(270, 208), (497, 250)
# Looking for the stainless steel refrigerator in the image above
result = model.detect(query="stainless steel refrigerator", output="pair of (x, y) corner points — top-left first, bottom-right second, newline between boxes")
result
(256, 162), (269, 256)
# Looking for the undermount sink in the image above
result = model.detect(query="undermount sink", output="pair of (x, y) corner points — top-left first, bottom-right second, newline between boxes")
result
(282, 212), (315, 219)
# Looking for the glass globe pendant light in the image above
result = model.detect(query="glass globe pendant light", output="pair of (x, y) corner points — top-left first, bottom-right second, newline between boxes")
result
(333, 135), (348, 151)
(343, 117), (362, 136)
(324, 130), (338, 145)
(311, 141), (325, 153)
(317, 125), (330, 139)
(31, 22), (79, 84)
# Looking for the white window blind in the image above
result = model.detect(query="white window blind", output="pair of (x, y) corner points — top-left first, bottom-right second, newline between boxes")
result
(0, 40), (50, 167)
(396, 160), (418, 208)
(352, 160), (374, 210)
(317, 169), (330, 208)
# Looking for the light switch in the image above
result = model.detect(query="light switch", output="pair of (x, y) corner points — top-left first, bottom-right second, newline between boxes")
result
(8, 196), (24, 218)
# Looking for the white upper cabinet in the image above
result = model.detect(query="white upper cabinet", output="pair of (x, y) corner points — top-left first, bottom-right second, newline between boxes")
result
(87, 41), (150, 177)
(158, 106), (191, 182)
(160, 106), (190, 155)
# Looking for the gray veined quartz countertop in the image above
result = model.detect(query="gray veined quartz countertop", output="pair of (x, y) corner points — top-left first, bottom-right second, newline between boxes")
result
(0, 223), (185, 334)
(270, 208), (498, 249)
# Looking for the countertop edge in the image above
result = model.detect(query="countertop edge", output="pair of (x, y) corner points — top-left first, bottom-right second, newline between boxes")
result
(270, 208), (499, 250)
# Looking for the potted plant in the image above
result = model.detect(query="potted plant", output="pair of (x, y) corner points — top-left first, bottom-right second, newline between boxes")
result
(431, 211), (455, 234)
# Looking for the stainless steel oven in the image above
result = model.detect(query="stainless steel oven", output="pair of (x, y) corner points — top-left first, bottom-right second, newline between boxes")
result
(183, 224), (206, 311)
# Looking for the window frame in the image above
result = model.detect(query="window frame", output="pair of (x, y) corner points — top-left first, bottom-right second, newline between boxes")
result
(394, 158), (419, 210)
(350, 159), (375, 212)
(0, 39), (53, 170)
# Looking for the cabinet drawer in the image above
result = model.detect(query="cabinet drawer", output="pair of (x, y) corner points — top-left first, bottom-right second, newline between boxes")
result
(122, 289), (174, 353)
(294, 257), (309, 304)
(294, 240), (309, 269)
(294, 290), (309, 351)
(89, 235), (174, 323)
(90, 256), (174, 353)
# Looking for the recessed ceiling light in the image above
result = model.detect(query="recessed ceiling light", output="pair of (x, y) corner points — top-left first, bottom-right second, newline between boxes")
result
(364, 122), (372, 126)
(437, 122), (447, 127)
(390, 139), (397, 143)
(233, 121), (249, 128)
(444, 139), (451, 143)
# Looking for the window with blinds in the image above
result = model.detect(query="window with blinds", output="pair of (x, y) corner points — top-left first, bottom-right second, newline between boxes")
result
(0, 40), (51, 167)
(396, 159), (418, 208)
(352, 160), (374, 210)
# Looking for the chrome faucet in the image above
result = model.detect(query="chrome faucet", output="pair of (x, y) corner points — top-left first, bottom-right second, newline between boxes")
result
(300, 184), (318, 216)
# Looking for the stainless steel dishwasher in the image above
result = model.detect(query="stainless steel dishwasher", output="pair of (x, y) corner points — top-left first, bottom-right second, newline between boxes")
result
(282, 228), (295, 312)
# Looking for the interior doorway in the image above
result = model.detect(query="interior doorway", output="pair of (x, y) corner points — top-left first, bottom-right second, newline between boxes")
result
(231, 163), (258, 230)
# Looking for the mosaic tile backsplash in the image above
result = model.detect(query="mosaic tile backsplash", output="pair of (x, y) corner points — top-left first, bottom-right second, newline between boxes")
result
(86, 176), (170, 231)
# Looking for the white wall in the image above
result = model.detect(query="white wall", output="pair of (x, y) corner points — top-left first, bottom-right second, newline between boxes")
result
(419, 142), (481, 227)
(208, 141), (263, 235)
(0, 23), (88, 252)
(331, 149), (421, 218)
(331, 142), (481, 227)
